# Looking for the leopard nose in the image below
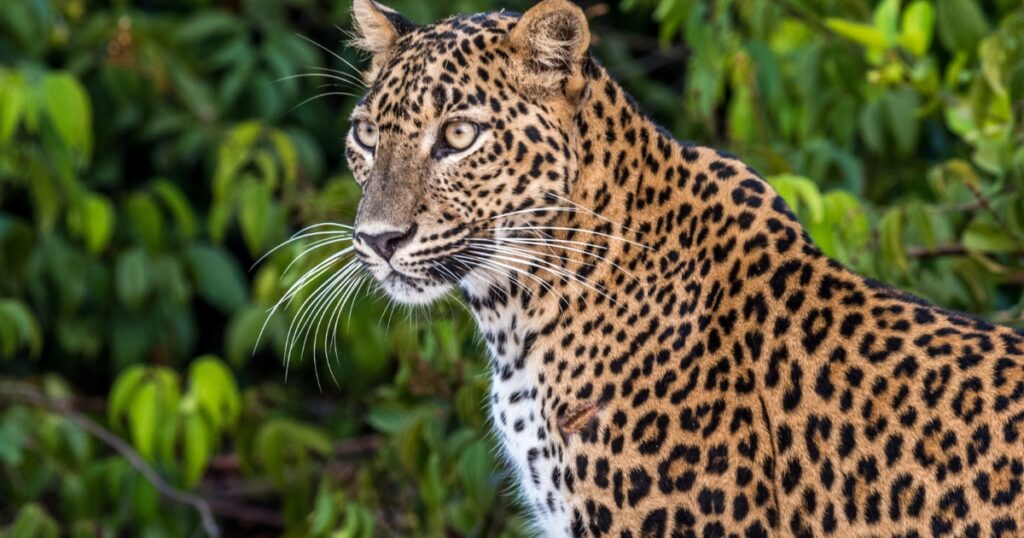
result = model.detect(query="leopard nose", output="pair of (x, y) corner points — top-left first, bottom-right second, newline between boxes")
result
(356, 224), (418, 261)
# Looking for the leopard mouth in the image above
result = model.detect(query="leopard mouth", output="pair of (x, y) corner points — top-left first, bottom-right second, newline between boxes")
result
(374, 269), (452, 305)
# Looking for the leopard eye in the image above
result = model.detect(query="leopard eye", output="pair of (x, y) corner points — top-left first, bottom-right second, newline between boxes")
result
(353, 120), (378, 150)
(440, 121), (479, 153)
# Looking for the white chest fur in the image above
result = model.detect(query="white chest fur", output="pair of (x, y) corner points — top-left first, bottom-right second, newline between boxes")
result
(469, 289), (573, 536)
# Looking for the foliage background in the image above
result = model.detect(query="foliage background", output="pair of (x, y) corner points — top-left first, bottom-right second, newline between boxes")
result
(2, 0), (1024, 536)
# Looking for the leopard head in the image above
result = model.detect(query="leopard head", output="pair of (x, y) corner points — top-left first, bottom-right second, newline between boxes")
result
(347, 0), (594, 304)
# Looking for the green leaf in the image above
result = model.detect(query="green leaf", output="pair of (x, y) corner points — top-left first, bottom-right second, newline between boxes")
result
(186, 244), (248, 313)
(0, 299), (42, 359)
(68, 192), (115, 254)
(225, 305), (273, 366)
(908, 202), (937, 252)
(899, 1), (934, 56)
(767, 174), (824, 224)
(935, 0), (989, 53)
(187, 355), (241, 431)
(108, 365), (146, 432)
(881, 90), (920, 155)
(0, 411), (29, 465)
(963, 219), (1019, 253)
(310, 480), (340, 535)
(176, 11), (241, 42)
(128, 382), (159, 461)
(871, 0), (900, 45)
(979, 35), (1008, 98)
(115, 248), (150, 309)
(0, 71), (26, 143)
(152, 179), (197, 240)
(239, 179), (272, 256)
(457, 440), (496, 512)
(859, 100), (886, 154)
(880, 209), (909, 274)
(42, 72), (92, 161)
(183, 414), (212, 487)
(10, 503), (59, 538)
(270, 130), (299, 186)
(825, 19), (887, 50)
(126, 192), (165, 251)
(254, 419), (331, 486)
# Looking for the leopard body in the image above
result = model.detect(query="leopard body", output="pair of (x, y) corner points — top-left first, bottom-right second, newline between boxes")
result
(344, 1), (1024, 536)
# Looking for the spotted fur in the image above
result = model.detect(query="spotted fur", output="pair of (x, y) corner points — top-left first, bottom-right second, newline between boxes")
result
(344, 1), (1024, 536)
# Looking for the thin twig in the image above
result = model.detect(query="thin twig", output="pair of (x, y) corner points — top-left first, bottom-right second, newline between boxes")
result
(907, 245), (1024, 259)
(0, 382), (221, 538)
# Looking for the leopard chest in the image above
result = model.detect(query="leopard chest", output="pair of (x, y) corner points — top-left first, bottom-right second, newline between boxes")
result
(475, 308), (576, 536)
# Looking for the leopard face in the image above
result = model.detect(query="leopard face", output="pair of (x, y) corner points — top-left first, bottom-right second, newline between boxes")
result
(347, 2), (587, 304)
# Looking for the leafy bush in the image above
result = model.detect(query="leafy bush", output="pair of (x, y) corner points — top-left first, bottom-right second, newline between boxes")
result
(2, 0), (1023, 536)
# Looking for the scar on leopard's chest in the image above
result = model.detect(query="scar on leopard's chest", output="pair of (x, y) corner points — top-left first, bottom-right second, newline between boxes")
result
(558, 401), (605, 442)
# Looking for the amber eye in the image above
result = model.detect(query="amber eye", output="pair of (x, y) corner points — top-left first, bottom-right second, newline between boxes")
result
(353, 120), (378, 150)
(440, 121), (479, 153)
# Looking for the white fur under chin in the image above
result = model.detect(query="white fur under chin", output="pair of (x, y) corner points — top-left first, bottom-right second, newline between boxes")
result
(375, 272), (453, 305)
(461, 268), (576, 537)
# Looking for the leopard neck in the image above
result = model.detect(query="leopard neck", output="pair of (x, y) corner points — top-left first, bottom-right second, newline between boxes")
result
(460, 63), (699, 362)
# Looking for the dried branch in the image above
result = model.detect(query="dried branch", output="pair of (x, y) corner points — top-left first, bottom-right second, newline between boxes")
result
(0, 382), (221, 538)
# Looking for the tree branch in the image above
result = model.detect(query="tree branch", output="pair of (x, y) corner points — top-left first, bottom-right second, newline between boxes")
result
(908, 245), (1024, 259)
(0, 382), (221, 538)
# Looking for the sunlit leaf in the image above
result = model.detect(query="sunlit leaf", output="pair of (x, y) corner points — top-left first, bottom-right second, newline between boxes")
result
(127, 382), (159, 461)
(42, 72), (92, 162)
(0, 71), (26, 143)
(182, 414), (212, 487)
(67, 192), (115, 254)
(187, 355), (241, 431)
(825, 19), (887, 50)
(900, 1), (934, 56)
(109, 365), (147, 430)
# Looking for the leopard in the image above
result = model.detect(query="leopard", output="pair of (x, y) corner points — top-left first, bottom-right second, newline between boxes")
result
(339, 0), (1024, 535)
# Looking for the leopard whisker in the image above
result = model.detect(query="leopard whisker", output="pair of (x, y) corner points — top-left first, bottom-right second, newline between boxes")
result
(472, 237), (641, 283)
(296, 33), (367, 88)
(253, 229), (351, 269)
(467, 246), (625, 310)
(290, 91), (360, 112)
(486, 225), (651, 250)
(281, 239), (354, 276)
(253, 247), (353, 363)
(455, 252), (573, 314)
(454, 253), (556, 304)
(305, 65), (367, 87)
(287, 260), (363, 385)
(546, 192), (639, 233)
(275, 72), (362, 88)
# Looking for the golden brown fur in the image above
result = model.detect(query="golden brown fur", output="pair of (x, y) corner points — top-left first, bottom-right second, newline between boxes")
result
(344, 1), (1024, 536)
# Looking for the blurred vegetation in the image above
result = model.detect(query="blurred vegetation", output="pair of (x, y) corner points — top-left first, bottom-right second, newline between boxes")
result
(2, 0), (1024, 536)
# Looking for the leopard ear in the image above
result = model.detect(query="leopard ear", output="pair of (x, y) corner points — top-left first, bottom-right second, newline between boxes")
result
(508, 0), (591, 99)
(350, 0), (415, 55)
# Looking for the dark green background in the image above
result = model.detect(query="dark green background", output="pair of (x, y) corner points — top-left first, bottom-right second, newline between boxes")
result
(2, 0), (1023, 536)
